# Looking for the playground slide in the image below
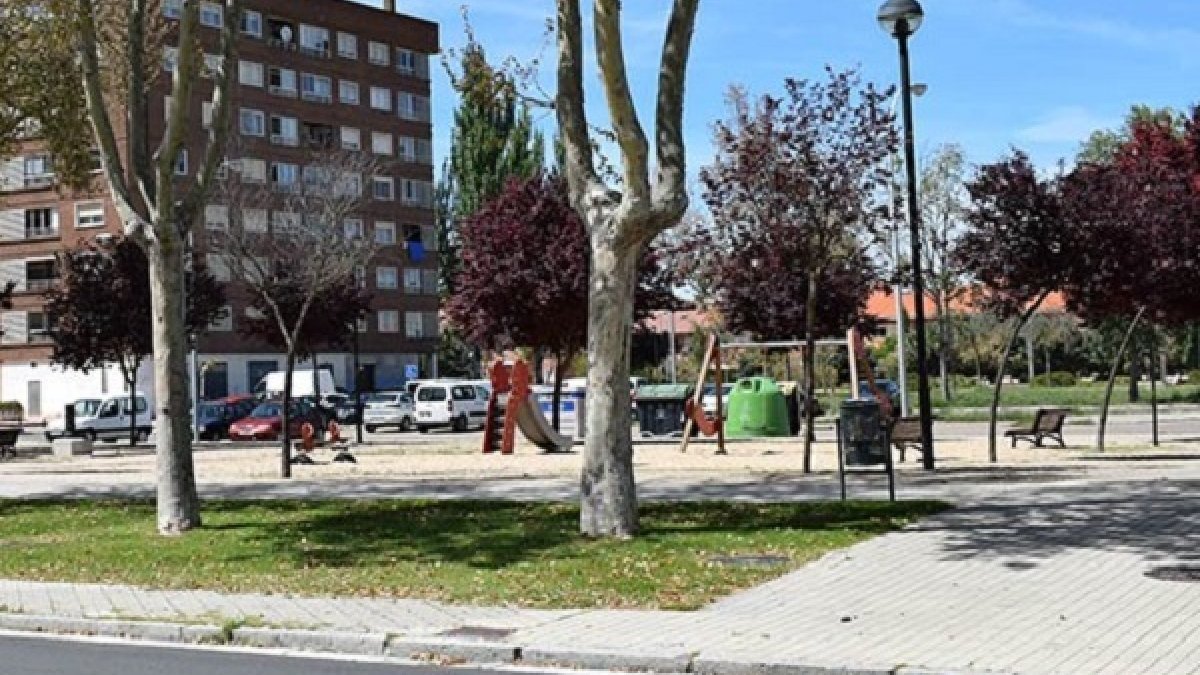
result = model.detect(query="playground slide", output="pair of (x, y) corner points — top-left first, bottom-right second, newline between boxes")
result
(512, 393), (573, 452)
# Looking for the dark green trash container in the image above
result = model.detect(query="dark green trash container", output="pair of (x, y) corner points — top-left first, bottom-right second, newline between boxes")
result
(839, 398), (888, 465)
(635, 384), (694, 436)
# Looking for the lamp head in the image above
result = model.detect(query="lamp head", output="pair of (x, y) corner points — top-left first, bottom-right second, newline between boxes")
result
(877, 0), (924, 38)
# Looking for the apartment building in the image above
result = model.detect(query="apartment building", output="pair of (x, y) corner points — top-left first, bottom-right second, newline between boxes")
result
(0, 0), (439, 419)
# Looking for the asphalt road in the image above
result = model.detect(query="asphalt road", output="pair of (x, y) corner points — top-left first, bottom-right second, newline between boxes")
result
(0, 632), (536, 675)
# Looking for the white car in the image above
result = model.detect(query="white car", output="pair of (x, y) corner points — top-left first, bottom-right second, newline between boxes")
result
(413, 382), (489, 432)
(362, 391), (415, 432)
(44, 398), (103, 441)
(701, 383), (734, 418)
(49, 393), (153, 442)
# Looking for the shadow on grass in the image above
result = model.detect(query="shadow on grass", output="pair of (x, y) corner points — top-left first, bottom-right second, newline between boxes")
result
(181, 499), (948, 571)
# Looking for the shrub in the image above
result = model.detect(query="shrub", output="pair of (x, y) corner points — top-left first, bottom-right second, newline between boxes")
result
(1188, 369), (1200, 385)
(1032, 371), (1077, 387)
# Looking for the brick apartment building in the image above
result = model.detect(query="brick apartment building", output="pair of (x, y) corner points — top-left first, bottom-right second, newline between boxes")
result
(0, 0), (439, 420)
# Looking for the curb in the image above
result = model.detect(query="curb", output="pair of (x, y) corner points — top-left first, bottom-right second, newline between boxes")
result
(0, 612), (1011, 675)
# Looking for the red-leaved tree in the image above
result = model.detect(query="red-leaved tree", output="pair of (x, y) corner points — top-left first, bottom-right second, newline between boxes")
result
(958, 150), (1071, 461)
(700, 68), (896, 472)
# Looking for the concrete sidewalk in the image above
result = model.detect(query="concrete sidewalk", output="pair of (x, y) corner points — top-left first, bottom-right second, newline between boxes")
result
(0, 465), (1197, 673)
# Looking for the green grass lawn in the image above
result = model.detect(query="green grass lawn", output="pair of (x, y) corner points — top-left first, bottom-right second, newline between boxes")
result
(0, 500), (946, 610)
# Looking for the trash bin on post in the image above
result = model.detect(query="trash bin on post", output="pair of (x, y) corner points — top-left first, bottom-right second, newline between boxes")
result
(725, 377), (791, 438)
(778, 381), (800, 436)
(839, 398), (887, 465)
(837, 397), (896, 501)
(635, 384), (694, 437)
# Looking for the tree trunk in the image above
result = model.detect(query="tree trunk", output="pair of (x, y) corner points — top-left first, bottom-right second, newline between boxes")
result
(147, 242), (200, 534)
(1150, 331), (1159, 447)
(802, 273), (818, 473)
(1128, 350), (1141, 403)
(988, 292), (1048, 463)
(1098, 308), (1144, 452)
(551, 349), (565, 432)
(120, 359), (138, 448)
(580, 236), (638, 538)
(281, 349), (296, 478)
(937, 293), (951, 401)
(1026, 330), (1036, 383)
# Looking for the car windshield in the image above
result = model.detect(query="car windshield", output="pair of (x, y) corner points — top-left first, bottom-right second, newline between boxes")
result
(75, 399), (102, 417)
(366, 393), (398, 405)
(417, 387), (446, 402)
(199, 404), (225, 421)
(250, 403), (282, 418)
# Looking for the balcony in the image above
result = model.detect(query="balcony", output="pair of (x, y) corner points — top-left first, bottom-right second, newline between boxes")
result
(24, 226), (59, 241)
(22, 174), (55, 189)
(25, 278), (58, 293)
(301, 91), (332, 104)
(269, 134), (299, 147)
(28, 330), (52, 344)
(299, 44), (330, 59)
(268, 85), (297, 98)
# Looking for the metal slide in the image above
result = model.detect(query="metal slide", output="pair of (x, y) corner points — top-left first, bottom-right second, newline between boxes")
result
(511, 393), (572, 452)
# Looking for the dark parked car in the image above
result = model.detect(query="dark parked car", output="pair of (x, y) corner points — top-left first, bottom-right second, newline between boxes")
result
(858, 379), (902, 415)
(334, 392), (370, 424)
(228, 399), (324, 442)
(196, 395), (258, 441)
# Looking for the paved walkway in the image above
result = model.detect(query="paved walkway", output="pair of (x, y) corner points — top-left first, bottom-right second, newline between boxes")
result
(0, 463), (1197, 673)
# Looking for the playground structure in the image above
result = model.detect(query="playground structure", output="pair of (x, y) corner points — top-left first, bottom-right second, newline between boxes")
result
(679, 328), (894, 453)
(482, 357), (572, 454)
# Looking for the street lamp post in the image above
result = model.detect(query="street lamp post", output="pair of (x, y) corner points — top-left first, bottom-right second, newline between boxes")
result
(879, 0), (935, 470)
(886, 83), (925, 419)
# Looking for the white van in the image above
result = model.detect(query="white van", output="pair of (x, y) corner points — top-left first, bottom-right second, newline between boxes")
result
(72, 393), (153, 442)
(413, 381), (489, 432)
(255, 369), (336, 399)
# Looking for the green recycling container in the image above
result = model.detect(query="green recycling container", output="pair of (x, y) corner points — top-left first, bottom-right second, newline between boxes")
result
(724, 377), (791, 438)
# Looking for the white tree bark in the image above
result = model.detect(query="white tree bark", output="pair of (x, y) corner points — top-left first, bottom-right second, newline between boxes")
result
(75, 0), (241, 533)
(557, 0), (698, 537)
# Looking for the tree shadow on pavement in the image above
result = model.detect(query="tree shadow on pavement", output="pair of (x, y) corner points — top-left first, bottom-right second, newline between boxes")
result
(916, 477), (1200, 566)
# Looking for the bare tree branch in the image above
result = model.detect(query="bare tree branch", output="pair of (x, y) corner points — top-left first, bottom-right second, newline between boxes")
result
(555, 0), (603, 213)
(182, 0), (241, 220)
(651, 0), (699, 221)
(594, 0), (649, 211)
(126, 0), (154, 202)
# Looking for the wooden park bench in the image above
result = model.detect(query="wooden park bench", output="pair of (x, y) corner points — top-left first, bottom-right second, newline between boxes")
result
(1004, 408), (1068, 448)
(888, 416), (925, 462)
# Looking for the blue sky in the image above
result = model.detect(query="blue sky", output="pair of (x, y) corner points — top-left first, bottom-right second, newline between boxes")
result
(361, 0), (1200, 180)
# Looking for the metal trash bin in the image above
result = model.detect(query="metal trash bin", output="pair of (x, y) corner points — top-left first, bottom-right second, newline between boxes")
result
(839, 398), (888, 465)
(635, 384), (693, 436)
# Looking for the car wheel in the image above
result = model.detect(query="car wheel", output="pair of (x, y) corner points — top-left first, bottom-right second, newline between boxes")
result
(417, 425), (430, 434)
(136, 429), (150, 442)
(84, 430), (97, 442)
(44, 433), (55, 442)
(365, 424), (377, 433)
(452, 415), (468, 432)
(400, 416), (413, 432)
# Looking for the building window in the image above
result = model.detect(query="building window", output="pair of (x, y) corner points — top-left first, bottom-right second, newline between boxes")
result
(27, 310), (52, 342)
(199, 1), (223, 28)
(163, 46), (179, 72)
(75, 203), (104, 229)
(376, 266), (398, 289)
(298, 24), (330, 57)
(404, 312), (424, 338)
(395, 48), (418, 75)
(239, 158), (266, 183)
(242, 208), (268, 232)
(271, 163), (298, 189)
(23, 154), (53, 188)
(238, 60), (264, 87)
(368, 41), (389, 66)
(336, 32), (357, 59)
(272, 211), (300, 234)
(239, 108), (265, 136)
(268, 67), (297, 97)
(202, 101), (214, 129)
(300, 73), (332, 103)
(338, 80), (359, 105)
(240, 9), (262, 37)
(163, 0), (182, 19)
(372, 177), (394, 202)
(202, 54), (224, 78)
(369, 87), (391, 112)
(204, 205), (229, 231)
(397, 93), (429, 121)
(403, 268), (422, 294)
(378, 310), (399, 333)
(396, 137), (415, 163)
(343, 219), (364, 239)
(371, 132), (393, 156)
(340, 127), (361, 151)
(375, 221), (396, 245)
(174, 149), (188, 176)
(269, 115), (299, 146)
(354, 266), (366, 288)
(400, 179), (432, 206)
(24, 208), (58, 239)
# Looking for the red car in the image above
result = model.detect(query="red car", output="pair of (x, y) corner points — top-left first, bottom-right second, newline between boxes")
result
(228, 399), (323, 441)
